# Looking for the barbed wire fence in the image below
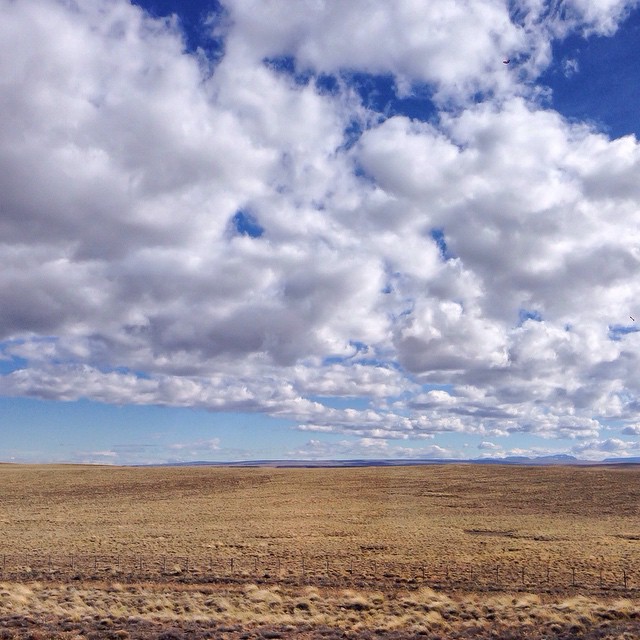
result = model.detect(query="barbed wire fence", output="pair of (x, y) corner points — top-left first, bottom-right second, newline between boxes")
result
(0, 551), (636, 594)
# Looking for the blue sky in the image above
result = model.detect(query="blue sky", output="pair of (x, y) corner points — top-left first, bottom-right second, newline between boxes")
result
(2, 0), (640, 464)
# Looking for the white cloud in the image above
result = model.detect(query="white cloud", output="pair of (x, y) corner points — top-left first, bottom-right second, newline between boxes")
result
(560, 0), (640, 36)
(478, 441), (501, 450)
(291, 363), (414, 399)
(571, 437), (640, 459)
(221, 0), (639, 104)
(622, 425), (640, 435)
(411, 390), (458, 407)
(287, 438), (456, 460)
(169, 438), (221, 453)
(222, 0), (525, 104)
(2, 0), (640, 458)
(562, 57), (579, 77)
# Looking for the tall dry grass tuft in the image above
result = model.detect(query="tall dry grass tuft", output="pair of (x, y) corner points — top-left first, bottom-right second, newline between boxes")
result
(0, 580), (639, 637)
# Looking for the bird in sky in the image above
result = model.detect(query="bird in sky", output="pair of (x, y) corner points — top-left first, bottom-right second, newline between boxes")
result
(631, 316), (635, 322)
(503, 58), (510, 64)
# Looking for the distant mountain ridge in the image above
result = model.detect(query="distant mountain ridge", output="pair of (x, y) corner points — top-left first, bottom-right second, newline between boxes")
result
(159, 454), (639, 468)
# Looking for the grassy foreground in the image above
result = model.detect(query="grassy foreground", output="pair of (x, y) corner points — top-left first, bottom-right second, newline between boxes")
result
(0, 463), (638, 638)
(0, 580), (639, 639)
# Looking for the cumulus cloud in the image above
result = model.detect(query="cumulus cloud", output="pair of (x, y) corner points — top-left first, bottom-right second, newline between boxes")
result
(571, 437), (640, 459)
(287, 438), (456, 460)
(223, 0), (525, 102)
(222, 0), (640, 104)
(560, 0), (640, 36)
(2, 0), (640, 458)
(478, 441), (501, 451)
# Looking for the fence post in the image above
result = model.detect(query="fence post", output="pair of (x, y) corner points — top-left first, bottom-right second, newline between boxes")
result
(21, 552), (636, 594)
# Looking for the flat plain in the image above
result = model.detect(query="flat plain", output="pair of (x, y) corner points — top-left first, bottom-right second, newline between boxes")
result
(0, 463), (638, 638)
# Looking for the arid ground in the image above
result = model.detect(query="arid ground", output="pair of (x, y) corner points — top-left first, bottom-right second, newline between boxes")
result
(0, 463), (638, 638)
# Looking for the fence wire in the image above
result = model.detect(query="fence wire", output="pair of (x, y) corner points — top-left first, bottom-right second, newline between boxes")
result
(0, 552), (636, 593)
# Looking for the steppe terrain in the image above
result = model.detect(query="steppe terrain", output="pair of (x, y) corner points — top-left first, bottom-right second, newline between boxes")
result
(0, 463), (638, 638)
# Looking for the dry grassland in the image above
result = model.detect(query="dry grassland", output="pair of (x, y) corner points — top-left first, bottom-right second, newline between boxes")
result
(1, 581), (639, 639)
(0, 463), (638, 638)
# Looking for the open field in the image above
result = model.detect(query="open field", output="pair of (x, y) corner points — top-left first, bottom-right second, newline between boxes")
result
(0, 463), (638, 637)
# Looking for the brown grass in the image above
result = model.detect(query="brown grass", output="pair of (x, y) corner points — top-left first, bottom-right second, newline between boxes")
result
(1, 464), (638, 577)
(0, 463), (638, 637)
(0, 580), (638, 638)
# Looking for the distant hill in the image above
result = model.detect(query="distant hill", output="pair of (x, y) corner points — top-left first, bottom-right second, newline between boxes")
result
(603, 456), (640, 464)
(154, 454), (640, 468)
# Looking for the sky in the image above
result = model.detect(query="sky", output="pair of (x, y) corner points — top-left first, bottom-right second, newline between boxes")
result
(2, 0), (640, 465)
